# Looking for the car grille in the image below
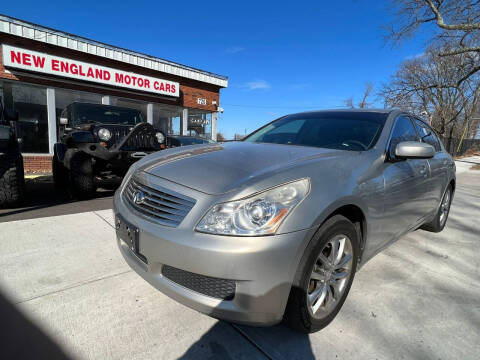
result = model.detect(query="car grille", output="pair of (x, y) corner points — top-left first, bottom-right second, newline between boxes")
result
(123, 176), (196, 227)
(120, 132), (158, 151)
(162, 265), (236, 300)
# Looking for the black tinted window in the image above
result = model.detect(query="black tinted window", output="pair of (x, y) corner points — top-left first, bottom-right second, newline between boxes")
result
(388, 116), (418, 158)
(73, 104), (144, 126)
(244, 112), (386, 151)
(414, 119), (441, 151)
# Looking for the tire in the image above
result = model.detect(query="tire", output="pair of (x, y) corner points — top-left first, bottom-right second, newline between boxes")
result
(283, 215), (359, 333)
(0, 150), (25, 208)
(69, 153), (96, 199)
(52, 155), (69, 192)
(420, 184), (453, 233)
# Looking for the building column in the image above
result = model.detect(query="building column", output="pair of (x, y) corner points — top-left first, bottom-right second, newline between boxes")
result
(102, 96), (110, 105)
(46, 88), (57, 155)
(147, 103), (153, 125)
(181, 108), (189, 135)
(211, 112), (218, 141)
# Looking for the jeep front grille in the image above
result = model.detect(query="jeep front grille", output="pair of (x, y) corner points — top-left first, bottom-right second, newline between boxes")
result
(121, 132), (157, 151)
(123, 176), (196, 227)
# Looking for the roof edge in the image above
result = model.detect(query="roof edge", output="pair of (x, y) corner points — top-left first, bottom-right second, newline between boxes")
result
(0, 14), (228, 88)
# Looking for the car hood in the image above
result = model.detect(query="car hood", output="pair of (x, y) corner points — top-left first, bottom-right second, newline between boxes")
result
(137, 141), (346, 195)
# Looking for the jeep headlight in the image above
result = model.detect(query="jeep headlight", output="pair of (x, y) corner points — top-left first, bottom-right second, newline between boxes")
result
(196, 178), (310, 236)
(155, 132), (165, 144)
(98, 128), (112, 141)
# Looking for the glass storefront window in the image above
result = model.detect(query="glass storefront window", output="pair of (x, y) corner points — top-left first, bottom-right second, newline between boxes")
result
(0, 81), (49, 153)
(153, 103), (183, 136)
(188, 109), (212, 139)
(55, 88), (102, 126)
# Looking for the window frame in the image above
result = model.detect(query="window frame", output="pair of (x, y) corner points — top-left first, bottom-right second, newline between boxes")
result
(412, 117), (442, 152)
(386, 114), (420, 162)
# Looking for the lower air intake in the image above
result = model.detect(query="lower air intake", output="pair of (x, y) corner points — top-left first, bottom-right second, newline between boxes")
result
(162, 265), (236, 300)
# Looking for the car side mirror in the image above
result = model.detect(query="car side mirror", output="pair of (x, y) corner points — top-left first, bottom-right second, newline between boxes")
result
(395, 141), (434, 159)
(59, 117), (68, 125)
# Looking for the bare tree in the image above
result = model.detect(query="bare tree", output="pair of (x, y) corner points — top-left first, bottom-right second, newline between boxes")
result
(380, 46), (480, 151)
(216, 132), (227, 142)
(386, 0), (480, 81)
(343, 83), (374, 109)
(358, 83), (374, 108)
(344, 97), (354, 109)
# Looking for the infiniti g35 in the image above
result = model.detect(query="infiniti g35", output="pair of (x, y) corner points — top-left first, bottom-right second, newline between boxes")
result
(114, 109), (455, 333)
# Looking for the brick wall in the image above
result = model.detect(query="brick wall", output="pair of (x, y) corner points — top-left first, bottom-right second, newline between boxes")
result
(23, 155), (52, 174)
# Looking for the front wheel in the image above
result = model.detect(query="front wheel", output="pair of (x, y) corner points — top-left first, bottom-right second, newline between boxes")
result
(420, 184), (453, 233)
(0, 150), (25, 208)
(283, 215), (359, 333)
(69, 153), (96, 199)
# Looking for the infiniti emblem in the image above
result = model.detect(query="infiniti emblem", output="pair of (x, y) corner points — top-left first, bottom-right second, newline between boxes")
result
(133, 191), (146, 205)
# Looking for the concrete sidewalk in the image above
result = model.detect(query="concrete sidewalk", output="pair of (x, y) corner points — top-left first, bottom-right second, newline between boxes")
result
(1, 171), (479, 359)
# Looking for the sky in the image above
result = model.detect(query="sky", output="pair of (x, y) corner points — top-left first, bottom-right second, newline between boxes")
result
(2, 0), (432, 139)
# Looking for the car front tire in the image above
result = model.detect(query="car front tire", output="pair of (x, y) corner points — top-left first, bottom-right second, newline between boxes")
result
(69, 153), (96, 199)
(420, 184), (453, 233)
(283, 215), (359, 333)
(0, 150), (25, 208)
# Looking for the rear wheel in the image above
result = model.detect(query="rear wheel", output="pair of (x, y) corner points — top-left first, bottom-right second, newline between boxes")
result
(420, 185), (452, 233)
(284, 215), (359, 333)
(69, 153), (96, 199)
(0, 150), (25, 208)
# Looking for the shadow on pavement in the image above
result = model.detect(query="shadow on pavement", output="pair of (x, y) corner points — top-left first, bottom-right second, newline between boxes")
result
(0, 176), (115, 222)
(178, 321), (315, 360)
(0, 289), (71, 360)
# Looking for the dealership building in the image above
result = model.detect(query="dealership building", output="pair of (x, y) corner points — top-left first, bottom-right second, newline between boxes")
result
(0, 15), (228, 172)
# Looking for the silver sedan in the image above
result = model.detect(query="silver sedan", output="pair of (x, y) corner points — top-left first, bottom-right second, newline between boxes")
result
(114, 109), (455, 333)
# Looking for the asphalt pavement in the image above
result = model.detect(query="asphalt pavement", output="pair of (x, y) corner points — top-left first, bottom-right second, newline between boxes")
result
(0, 165), (479, 359)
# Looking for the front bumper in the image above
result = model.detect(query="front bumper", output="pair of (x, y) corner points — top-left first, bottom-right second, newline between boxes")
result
(113, 176), (313, 326)
(77, 143), (157, 166)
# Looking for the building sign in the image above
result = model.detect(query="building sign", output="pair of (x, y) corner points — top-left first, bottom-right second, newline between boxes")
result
(197, 98), (207, 105)
(2, 45), (180, 97)
(189, 118), (210, 125)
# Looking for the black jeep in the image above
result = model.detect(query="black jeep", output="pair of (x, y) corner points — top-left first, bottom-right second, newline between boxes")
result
(53, 102), (165, 199)
(0, 98), (24, 208)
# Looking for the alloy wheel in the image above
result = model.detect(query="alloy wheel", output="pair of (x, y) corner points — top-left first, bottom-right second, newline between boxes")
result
(307, 234), (353, 319)
(439, 188), (451, 227)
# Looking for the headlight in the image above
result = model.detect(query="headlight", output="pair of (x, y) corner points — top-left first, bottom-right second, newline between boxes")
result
(155, 132), (165, 143)
(98, 128), (112, 141)
(196, 178), (310, 236)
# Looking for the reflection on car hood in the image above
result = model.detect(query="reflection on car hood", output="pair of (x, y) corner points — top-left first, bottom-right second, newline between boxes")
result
(137, 141), (346, 195)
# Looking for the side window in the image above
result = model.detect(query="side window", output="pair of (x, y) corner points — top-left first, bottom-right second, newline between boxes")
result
(388, 116), (418, 159)
(414, 119), (441, 151)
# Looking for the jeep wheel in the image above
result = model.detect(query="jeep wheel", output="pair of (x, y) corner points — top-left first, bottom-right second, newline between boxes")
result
(0, 150), (25, 208)
(52, 156), (69, 192)
(69, 153), (96, 199)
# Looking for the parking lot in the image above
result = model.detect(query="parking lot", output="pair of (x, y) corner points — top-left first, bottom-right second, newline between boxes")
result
(1, 162), (479, 359)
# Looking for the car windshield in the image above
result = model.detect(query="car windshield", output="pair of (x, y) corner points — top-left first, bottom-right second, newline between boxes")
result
(244, 112), (387, 151)
(73, 104), (144, 126)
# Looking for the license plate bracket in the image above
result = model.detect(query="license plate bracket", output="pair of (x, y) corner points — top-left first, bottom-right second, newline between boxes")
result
(116, 214), (146, 263)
